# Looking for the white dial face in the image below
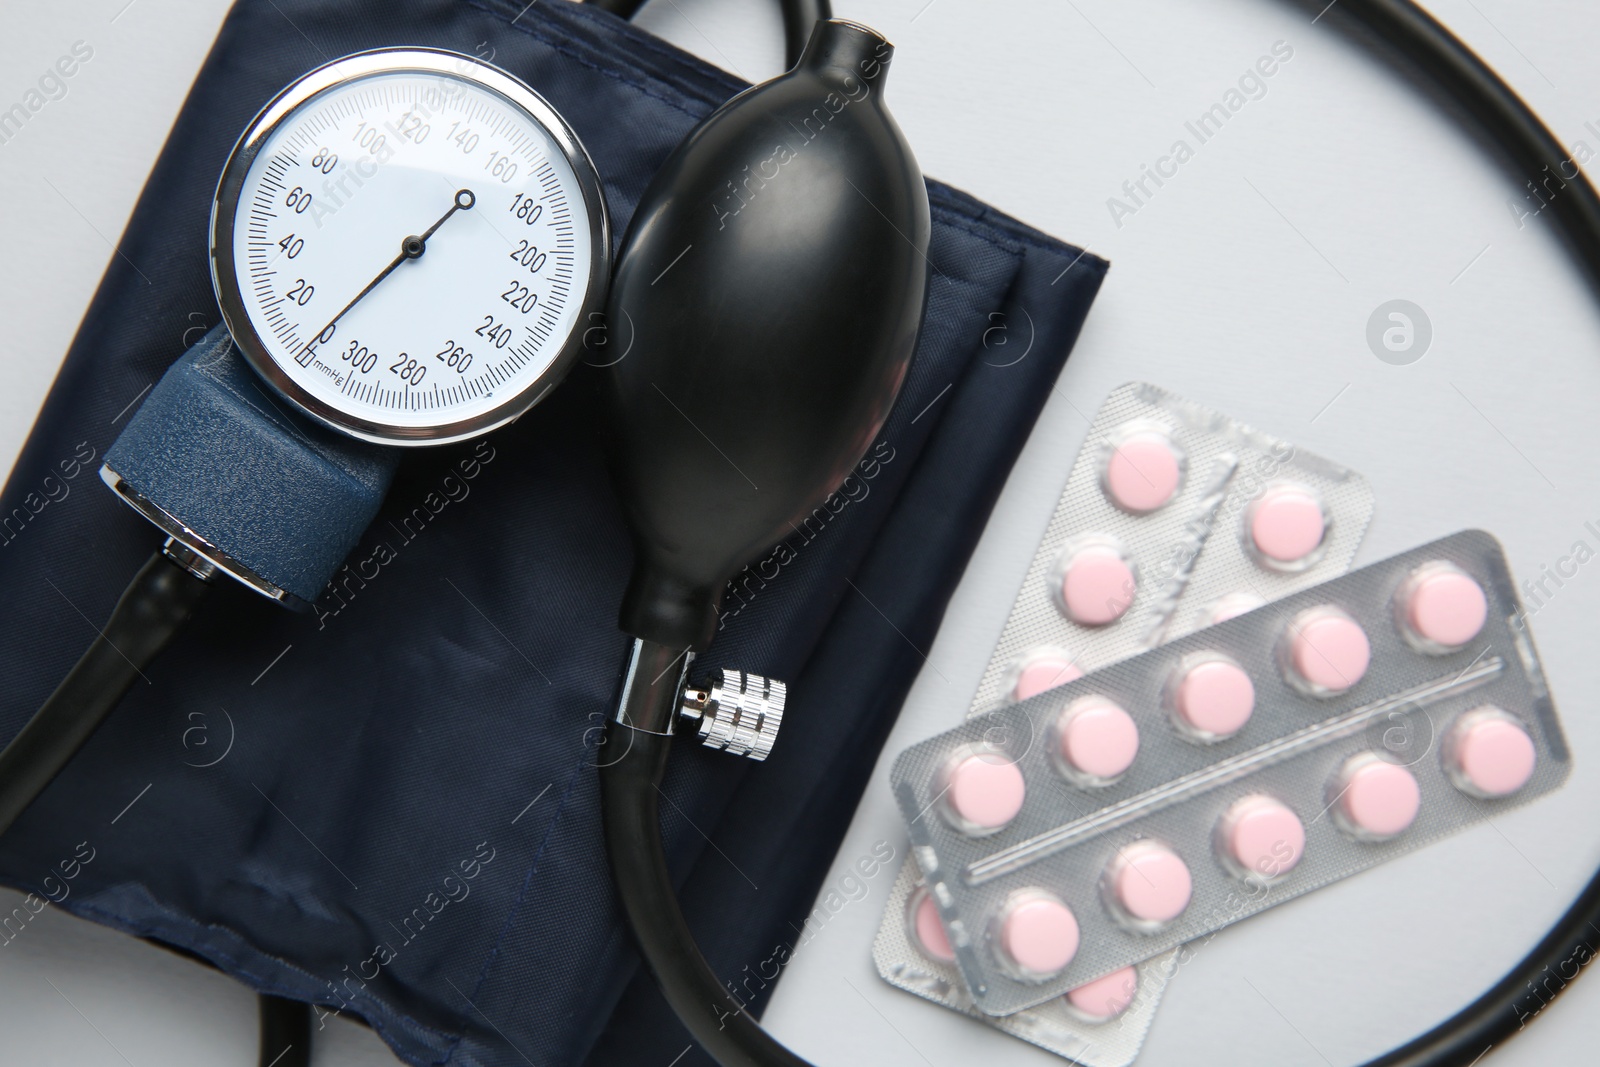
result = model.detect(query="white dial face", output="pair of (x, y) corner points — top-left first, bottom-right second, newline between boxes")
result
(222, 60), (596, 441)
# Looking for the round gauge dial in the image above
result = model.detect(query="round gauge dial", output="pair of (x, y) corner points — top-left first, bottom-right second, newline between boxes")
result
(211, 48), (608, 445)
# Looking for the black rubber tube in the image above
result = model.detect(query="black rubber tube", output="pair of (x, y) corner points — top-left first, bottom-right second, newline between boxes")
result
(0, 549), (309, 1064)
(587, 0), (647, 18)
(601, 722), (811, 1067)
(1305, 2), (1600, 1063)
(779, 0), (831, 68)
(0, 551), (210, 836)
(585, 0), (832, 68)
(1319, 0), (1600, 300)
(257, 995), (313, 1067)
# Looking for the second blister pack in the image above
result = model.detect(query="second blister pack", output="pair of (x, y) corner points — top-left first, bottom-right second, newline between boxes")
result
(980, 380), (1375, 706)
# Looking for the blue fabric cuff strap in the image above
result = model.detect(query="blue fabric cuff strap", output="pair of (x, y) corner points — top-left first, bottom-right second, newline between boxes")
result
(0, 3), (1108, 1066)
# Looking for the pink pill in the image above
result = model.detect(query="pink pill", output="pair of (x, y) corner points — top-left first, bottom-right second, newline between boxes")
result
(1216, 795), (1305, 882)
(1065, 966), (1139, 1021)
(1284, 607), (1370, 695)
(1013, 655), (1084, 701)
(1447, 709), (1537, 798)
(1057, 697), (1140, 782)
(942, 752), (1025, 833)
(910, 891), (955, 963)
(1104, 432), (1182, 513)
(999, 894), (1080, 978)
(1059, 544), (1136, 626)
(1172, 658), (1255, 740)
(1331, 754), (1421, 840)
(1104, 841), (1192, 927)
(1398, 563), (1488, 651)
(1249, 486), (1326, 564)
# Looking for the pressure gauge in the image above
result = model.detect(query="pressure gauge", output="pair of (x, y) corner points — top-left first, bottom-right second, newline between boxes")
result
(211, 48), (608, 445)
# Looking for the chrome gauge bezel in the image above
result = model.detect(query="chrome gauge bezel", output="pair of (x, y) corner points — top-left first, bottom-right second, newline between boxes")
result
(209, 47), (609, 446)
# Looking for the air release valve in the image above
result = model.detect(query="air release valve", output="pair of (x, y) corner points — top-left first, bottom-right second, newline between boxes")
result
(679, 670), (786, 761)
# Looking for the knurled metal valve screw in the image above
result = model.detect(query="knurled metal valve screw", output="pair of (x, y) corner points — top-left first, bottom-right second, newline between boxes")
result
(679, 669), (786, 761)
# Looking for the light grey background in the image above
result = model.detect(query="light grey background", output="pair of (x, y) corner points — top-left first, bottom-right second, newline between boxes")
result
(2, 0), (1598, 1063)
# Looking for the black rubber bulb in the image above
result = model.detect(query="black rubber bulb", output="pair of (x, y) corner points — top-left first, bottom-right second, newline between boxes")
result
(602, 18), (931, 650)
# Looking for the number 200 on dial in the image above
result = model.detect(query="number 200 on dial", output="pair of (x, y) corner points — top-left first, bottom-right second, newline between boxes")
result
(211, 48), (609, 445)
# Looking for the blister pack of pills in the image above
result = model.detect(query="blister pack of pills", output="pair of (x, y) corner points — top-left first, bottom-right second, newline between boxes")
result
(978, 381), (1375, 708)
(871, 383), (1376, 1061)
(890, 529), (1568, 1016)
(874, 859), (1179, 1064)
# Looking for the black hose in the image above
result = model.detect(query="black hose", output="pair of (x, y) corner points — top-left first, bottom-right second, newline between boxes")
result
(585, 0), (832, 69)
(779, 0), (831, 68)
(0, 549), (311, 1065)
(1320, 0), (1600, 301)
(1305, 2), (1600, 1063)
(587, 0), (648, 18)
(0, 550), (210, 836)
(257, 995), (313, 1067)
(601, 722), (811, 1067)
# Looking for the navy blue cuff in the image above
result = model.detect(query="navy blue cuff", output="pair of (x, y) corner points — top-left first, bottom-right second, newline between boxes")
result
(0, 3), (1107, 1066)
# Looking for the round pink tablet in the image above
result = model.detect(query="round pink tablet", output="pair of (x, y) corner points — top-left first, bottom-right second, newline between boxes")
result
(1057, 698), (1140, 781)
(1173, 659), (1255, 739)
(1333, 755), (1421, 840)
(1065, 966), (1138, 1021)
(1013, 656), (1084, 701)
(943, 752), (1026, 833)
(1250, 486), (1326, 564)
(911, 892), (956, 963)
(1448, 710), (1537, 798)
(1060, 545), (1136, 626)
(1105, 841), (1191, 926)
(1217, 795), (1305, 881)
(999, 894), (1080, 978)
(1105, 433), (1182, 513)
(1285, 608), (1370, 695)
(1401, 564), (1488, 650)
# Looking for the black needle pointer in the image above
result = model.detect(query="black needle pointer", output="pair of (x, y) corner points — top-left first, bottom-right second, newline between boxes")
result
(298, 189), (476, 362)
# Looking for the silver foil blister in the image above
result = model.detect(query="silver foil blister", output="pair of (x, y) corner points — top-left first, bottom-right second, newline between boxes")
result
(874, 860), (1177, 1066)
(890, 530), (1568, 1016)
